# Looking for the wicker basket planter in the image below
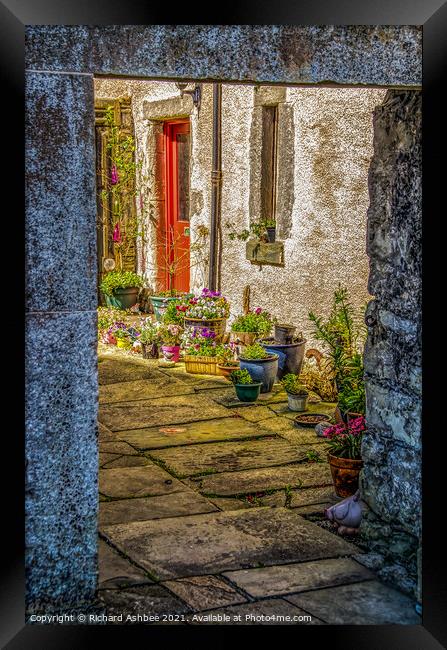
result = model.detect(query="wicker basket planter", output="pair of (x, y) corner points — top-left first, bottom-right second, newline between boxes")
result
(183, 317), (227, 342)
(184, 355), (220, 375)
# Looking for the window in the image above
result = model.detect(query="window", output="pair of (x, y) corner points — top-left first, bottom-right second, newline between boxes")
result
(260, 105), (278, 222)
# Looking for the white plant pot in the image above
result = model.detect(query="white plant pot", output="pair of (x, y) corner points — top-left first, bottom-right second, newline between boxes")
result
(287, 393), (308, 412)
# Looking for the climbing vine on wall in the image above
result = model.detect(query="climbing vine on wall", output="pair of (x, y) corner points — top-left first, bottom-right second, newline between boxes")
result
(100, 105), (149, 271)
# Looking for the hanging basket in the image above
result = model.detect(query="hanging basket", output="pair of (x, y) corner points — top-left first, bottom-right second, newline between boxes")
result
(184, 355), (220, 375)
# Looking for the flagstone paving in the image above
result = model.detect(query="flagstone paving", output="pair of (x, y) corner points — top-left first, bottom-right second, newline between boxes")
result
(187, 462), (333, 496)
(98, 393), (231, 431)
(148, 438), (325, 477)
(116, 417), (274, 450)
(99, 492), (218, 526)
(101, 508), (357, 580)
(96, 350), (421, 625)
(222, 557), (374, 597)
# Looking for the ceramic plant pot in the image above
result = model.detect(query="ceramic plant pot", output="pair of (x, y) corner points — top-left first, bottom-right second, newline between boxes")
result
(274, 324), (297, 345)
(266, 227), (276, 243)
(234, 382), (262, 402)
(116, 338), (131, 349)
(287, 393), (309, 412)
(259, 338), (306, 380)
(161, 344), (181, 362)
(149, 295), (191, 322)
(105, 287), (139, 310)
(327, 453), (364, 498)
(231, 331), (258, 346)
(217, 363), (240, 379)
(141, 342), (159, 359)
(239, 354), (279, 393)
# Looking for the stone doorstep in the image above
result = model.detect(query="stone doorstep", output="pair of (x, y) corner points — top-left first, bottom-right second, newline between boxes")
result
(101, 507), (357, 581)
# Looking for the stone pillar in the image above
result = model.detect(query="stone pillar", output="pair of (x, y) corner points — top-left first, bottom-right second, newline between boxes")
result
(361, 90), (422, 598)
(25, 71), (99, 613)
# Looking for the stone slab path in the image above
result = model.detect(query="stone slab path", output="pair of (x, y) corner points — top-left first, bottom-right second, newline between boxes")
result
(96, 346), (421, 625)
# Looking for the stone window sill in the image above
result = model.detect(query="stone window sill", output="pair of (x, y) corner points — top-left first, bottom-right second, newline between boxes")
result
(245, 239), (285, 267)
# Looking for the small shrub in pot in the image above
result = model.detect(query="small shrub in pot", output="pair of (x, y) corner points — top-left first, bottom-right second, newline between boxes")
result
(280, 373), (309, 411)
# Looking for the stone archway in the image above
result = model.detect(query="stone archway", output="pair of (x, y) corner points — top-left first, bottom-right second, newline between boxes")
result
(25, 25), (422, 614)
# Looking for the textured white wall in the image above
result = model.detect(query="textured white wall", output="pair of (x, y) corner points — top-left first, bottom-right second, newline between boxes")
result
(94, 78), (386, 346)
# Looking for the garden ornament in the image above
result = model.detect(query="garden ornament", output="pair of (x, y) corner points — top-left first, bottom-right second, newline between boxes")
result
(325, 489), (363, 535)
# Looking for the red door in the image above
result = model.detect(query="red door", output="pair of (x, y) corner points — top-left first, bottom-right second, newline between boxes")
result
(158, 120), (191, 293)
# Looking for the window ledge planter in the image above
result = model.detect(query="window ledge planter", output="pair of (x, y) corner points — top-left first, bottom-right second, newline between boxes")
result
(246, 239), (284, 267)
(184, 355), (220, 375)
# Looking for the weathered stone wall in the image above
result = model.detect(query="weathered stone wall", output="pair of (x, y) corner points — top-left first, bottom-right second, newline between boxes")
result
(94, 79), (386, 345)
(25, 71), (98, 613)
(360, 90), (422, 599)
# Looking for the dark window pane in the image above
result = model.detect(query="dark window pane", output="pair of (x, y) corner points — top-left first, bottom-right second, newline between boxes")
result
(177, 132), (190, 222)
(260, 105), (278, 222)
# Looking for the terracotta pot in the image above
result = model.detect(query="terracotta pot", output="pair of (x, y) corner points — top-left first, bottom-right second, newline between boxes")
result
(327, 453), (363, 498)
(231, 331), (258, 346)
(217, 363), (240, 379)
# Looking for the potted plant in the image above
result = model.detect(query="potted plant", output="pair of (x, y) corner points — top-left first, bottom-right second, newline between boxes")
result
(113, 326), (133, 350)
(323, 416), (366, 497)
(100, 270), (145, 310)
(264, 218), (276, 243)
(336, 353), (366, 423)
(138, 318), (161, 359)
(274, 323), (296, 345)
(238, 343), (279, 393)
(182, 288), (230, 341)
(216, 343), (240, 379)
(151, 225), (208, 320)
(182, 327), (233, 375)
(280, 373), (309, 411)
(158, 322), (183, 362)
(231, 308), (276, 346)
(230, 368), (262, 403)
(309, 286), (367, 422)
(149, 289), (193, 322)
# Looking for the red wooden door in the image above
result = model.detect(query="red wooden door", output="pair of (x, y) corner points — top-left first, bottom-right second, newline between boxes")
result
(158, 120), (191, 293)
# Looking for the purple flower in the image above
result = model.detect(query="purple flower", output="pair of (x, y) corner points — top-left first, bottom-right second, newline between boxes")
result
(255, 307), (262, 315)
(110, 165), (118, 185)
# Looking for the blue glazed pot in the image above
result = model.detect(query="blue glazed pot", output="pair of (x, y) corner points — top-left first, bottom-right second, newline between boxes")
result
(239, 354), (279, 393)
(259, 339), (306, 380)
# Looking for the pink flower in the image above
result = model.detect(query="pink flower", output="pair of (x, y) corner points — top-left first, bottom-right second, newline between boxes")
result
(113, 222), (121, 243)
(255, 307), (262, 315)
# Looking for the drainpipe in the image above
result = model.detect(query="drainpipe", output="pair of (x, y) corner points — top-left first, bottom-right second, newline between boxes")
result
(208, 82), (222, 291)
